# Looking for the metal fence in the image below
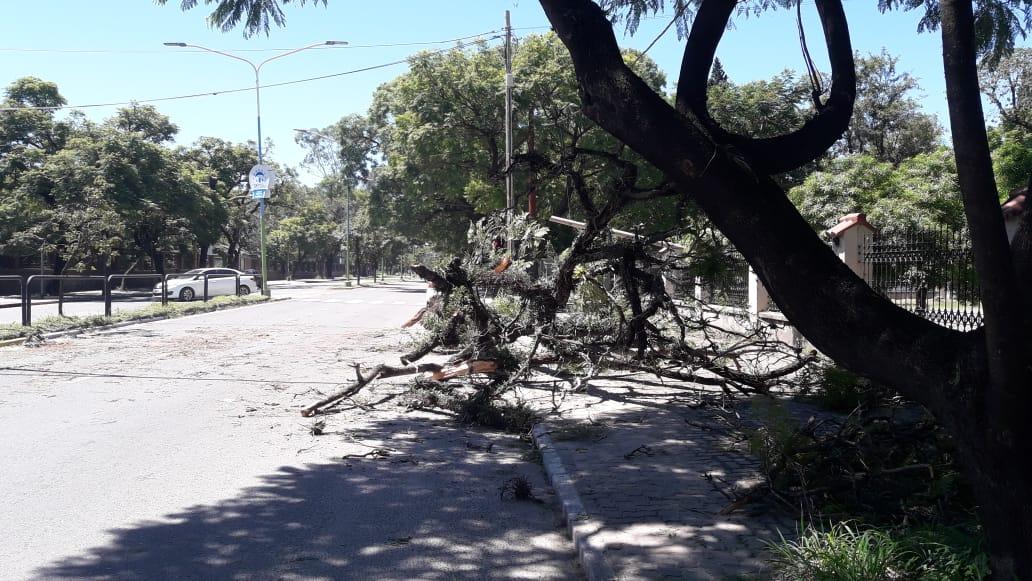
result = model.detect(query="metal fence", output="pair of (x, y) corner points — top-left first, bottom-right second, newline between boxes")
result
(699, 249), (750, 309)
(2, 271), (248, 326)
(860, 227), (983, 331)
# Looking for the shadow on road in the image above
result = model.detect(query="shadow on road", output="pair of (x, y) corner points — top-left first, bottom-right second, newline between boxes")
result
(34, 415), (576, 580)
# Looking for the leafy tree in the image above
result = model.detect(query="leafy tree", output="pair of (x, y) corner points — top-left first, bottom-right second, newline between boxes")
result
(163, 0), (1032, 575)
(791, 148), (966, 232)
(541, 2), (1032, 576)
(111, 103), (179, 143)
(295, 116), (381, 277)
(369, 34), (674, 252)
(0, 78), (71, 267)
(707, 70), (811, 139)
(182, 137), (260, 267)
(837, 50), (943, 164)
(980, 47), (1032, 132)
(988, 126), (1032, 196)
(981, 48), (1032, 195)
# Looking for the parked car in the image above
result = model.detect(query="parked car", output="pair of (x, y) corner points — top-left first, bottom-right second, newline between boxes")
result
(153, 268), (260, 301)
(243, 268), (263, 290)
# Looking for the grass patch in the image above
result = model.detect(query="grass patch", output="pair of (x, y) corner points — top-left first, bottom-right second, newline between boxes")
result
(767, 521), (989, 580)
(0, 295), (269, 342)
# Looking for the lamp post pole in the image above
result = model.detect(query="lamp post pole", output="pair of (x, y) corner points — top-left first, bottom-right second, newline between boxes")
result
(164, 40), (347, 296)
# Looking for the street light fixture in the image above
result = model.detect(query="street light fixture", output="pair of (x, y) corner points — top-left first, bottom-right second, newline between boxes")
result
(163, 40), (348, 296)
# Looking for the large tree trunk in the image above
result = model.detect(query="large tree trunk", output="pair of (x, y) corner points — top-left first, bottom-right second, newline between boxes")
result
(938, 1), (1032, 577)
(537, 0), (1032, 576)
(354, 237), (363, 286)
(198, 244), (210, 268)
(149, 251), (165, 276)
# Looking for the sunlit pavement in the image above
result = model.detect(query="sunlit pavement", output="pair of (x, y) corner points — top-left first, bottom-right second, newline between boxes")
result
(0, 281), (579, 580)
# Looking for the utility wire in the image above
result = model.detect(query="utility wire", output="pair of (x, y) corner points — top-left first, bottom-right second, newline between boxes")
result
(0, 29), (503, 54)
(635, 1), (691, 60)
(0, 35), (503, 112)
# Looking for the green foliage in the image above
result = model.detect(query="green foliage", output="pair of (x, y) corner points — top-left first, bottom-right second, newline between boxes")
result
(768, 522), (901, 581)
(815, 365), (870, 413)
(980, 47), (1032, 133)
(454, 392), (540, 434)
(768, 521), (989, 581)
(789, 149), (965, 233)
(836, 50), (942, 164)
(369, 33), (671, 252)
(708, 69), (811, 140)
(465, 212), (553, 273)
(988, 127), (1032, 195)
(0, 79), (241, 273)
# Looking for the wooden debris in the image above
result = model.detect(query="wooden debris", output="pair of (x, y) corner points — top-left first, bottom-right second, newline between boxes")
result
(429, 360), (498, 381)
(301, 362), (442, 417)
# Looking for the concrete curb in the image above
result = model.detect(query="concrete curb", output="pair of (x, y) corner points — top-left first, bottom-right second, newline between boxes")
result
(0, 298), (288, 348)
(532, 423), (617, 581)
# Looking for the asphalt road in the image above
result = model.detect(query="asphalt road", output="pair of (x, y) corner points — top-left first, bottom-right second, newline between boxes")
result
(0, 281), (578, 580)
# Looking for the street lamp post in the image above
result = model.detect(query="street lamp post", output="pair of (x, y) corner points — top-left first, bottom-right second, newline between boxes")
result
(164, 40), (347, 296)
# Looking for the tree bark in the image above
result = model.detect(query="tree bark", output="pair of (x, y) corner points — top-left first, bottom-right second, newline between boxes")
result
(938, 1), (1032, 577)
(537, 0), (1032, 575)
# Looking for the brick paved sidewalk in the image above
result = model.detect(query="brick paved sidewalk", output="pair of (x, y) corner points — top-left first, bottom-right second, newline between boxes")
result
(523, 375), (800, 580)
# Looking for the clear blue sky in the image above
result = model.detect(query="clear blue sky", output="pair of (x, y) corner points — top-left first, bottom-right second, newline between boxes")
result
(0, 1), (1005, 184)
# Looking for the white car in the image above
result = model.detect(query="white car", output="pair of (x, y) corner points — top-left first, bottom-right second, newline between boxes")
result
(153, 268), (260, 301)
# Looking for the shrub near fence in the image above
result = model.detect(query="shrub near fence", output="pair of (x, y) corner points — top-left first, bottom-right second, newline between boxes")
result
(699, 249), (750, 309)
(860, 227), (983, 331)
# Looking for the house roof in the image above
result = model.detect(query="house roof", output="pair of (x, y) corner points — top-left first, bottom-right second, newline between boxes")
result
(1003, 188), (1027, 219)
(825, 213), (876, 237)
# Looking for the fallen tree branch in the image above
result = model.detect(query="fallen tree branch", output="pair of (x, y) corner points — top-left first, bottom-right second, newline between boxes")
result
(301, 362), (443, 417)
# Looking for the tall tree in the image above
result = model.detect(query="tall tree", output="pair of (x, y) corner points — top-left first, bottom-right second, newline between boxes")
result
(183, 137), (259, 267)
(539, 1), (1032, 577)
(369, 34), (674, 251)
(837, 50), (943, 163)
(980, 47), (1032, 132)
(0, 78), (71, 268)
(162, 0), (1032, 575)
(790, 148), (967, 232)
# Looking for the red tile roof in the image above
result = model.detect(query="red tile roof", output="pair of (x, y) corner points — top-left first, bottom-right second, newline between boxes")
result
(825, 213), (876, 237)
(1003, 191), (1027, 219)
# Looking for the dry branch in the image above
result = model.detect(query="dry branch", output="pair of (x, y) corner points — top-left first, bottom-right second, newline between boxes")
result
(301, 362), (443, 417)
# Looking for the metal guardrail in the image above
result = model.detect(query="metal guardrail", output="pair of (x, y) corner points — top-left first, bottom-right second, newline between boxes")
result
(24, 275), (107, 326)
(8, 271), (256, 327)
(0, 275), (27, 326)
(106, 274), (167, 316)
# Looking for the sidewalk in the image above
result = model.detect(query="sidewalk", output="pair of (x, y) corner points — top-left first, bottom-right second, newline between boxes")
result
(524, 375), (800, 580)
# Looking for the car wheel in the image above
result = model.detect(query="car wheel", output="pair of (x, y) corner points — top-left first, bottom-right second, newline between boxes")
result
(179, 287), (195, 302)
(237, 285), (251, 296)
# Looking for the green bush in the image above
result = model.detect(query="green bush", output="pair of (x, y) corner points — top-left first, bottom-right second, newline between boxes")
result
(815, 365), (869, 412)
(767, 521), (989, 580)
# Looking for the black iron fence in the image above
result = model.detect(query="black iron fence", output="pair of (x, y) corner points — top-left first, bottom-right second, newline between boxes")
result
(699, 249), (750, 309)
(860, 227), (983, 331)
